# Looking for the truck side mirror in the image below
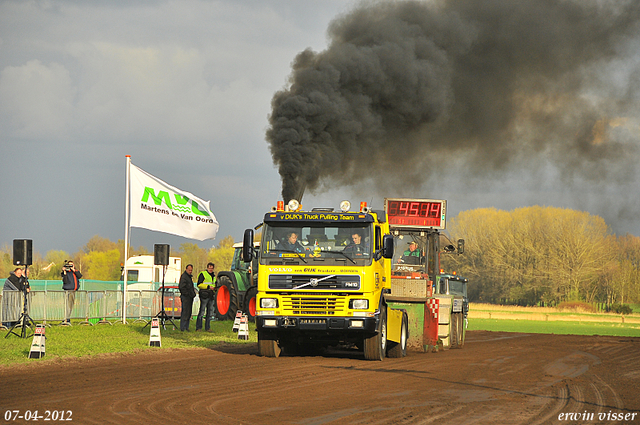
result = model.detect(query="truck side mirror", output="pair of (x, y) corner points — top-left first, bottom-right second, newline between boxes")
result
(457, 239), (465, 255)
(242, 229), (254, 262)
(382, 234), (394, 259)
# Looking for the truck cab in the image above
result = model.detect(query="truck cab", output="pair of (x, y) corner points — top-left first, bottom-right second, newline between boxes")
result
(244, 199), (405, 360)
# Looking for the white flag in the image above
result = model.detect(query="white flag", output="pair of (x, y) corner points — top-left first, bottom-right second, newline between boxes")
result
(129, 164), (219, 240)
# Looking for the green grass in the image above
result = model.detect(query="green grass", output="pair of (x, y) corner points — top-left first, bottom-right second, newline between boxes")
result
(469, 318), (640, 337)
(0, 319), (256, 366)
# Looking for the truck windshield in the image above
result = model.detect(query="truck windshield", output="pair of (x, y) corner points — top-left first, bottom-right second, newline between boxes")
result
(449, 280), (467, 297)
(260, 223), (372, 265)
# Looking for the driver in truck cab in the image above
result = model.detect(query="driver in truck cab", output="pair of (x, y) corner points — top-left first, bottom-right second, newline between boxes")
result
(281, 231), (306, 253)
(343, 231), (368, 255)
(398, 241), (422, 265)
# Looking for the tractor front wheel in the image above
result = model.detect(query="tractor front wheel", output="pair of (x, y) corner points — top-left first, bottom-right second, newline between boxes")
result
(244, 286), (258, 322)
(215, 276), (239, 320)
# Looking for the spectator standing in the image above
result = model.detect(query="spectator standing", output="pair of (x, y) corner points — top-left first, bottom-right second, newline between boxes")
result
(61, 261), (82, 325)
(178, 264), (196, 331)
(196, 262), (217, 332)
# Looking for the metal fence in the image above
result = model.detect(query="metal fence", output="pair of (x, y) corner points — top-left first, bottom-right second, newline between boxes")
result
(0, 289), (201, 328)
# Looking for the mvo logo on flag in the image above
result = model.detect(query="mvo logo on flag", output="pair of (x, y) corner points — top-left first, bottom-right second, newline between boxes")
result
(130, 164), (219, 240)
(141, 187), (212, 218)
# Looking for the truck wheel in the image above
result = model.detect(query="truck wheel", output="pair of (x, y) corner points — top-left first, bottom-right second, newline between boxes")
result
(215, 276), (239, 320)
(387, 313), (408, 358)
(451, 313), (463, 349)
(258, 332), (281, 357)
(456, 313), (465, 348)
(363, 308), (387, 361)
(244, 286), (258, 322)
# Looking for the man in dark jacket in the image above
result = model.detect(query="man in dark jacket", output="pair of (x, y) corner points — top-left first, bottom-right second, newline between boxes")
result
(178, 264), (195, 331)
(61, 260), (82, 325)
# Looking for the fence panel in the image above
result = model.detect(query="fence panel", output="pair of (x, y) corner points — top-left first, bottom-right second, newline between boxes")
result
(1, 289), (203, 325)
(1, 291), (24, 325)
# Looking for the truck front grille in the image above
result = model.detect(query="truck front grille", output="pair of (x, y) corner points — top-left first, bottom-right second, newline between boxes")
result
(282, 296), (346, 315)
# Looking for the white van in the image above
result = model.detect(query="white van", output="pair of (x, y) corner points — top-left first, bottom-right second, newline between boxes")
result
(123, 255), (182, 287)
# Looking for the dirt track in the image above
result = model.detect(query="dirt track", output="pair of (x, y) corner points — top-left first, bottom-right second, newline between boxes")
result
(2, 331), (639, 424)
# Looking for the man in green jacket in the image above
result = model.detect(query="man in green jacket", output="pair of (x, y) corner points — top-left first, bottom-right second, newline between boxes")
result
(399, 241), (422, 265)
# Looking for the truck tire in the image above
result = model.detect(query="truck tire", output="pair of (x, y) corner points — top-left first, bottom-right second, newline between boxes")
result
(387, 313), (408, 358)
(457, 313), (465, 348)
(244, 286), (258, 322)
(258, 331), (281, 357)
(215, 276), (239, 320)
(363, 308), (387, 361)
(451, 312), (463, 349)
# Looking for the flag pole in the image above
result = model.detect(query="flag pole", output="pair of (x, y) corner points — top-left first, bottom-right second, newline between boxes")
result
(123, 155), (131, 324)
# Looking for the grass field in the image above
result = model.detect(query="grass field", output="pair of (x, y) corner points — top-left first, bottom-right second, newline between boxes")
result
(1, 312), (639, 367)
(468, 318), (640, 337)
(0, 320), (255, 366)
(469, 302), (640, 324)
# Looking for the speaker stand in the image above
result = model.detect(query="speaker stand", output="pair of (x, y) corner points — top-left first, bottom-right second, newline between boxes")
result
(143, 265), (177, 330)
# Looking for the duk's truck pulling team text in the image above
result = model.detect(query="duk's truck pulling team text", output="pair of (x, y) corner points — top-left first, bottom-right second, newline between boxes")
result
(241, 198), (467, 360)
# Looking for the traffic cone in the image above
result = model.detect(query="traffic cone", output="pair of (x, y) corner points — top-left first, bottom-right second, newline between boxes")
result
(237, 314), (249, 340)
(28, 325), (46, 359)
(149, 318), (162, 347)
(232, 310), (243, 333)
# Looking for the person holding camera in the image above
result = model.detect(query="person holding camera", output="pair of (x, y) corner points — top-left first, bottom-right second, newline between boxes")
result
(61, 261), (82, 325)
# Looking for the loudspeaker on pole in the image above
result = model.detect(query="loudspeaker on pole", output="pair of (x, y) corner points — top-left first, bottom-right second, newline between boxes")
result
(237, 314), (249, 340)
(28, 325), (46, 359)
(149, 318), (162, 347)
(154, 244), (170, 266)
(13, 239), (33, 266)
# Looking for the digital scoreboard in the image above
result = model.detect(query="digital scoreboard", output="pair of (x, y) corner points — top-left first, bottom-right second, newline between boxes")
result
(384, 198), (447, 230)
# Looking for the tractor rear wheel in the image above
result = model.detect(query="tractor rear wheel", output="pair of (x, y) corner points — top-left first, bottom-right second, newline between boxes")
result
(215, 276), (239, 320)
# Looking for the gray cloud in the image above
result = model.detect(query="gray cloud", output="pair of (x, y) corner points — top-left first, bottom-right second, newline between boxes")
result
(0, 0), (351, 254)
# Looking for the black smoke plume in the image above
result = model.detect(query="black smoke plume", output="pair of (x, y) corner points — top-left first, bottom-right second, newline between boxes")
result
(267, 0), (640, 204)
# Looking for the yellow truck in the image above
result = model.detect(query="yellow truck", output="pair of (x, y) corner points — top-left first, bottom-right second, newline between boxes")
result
(242, 197), (463, 360)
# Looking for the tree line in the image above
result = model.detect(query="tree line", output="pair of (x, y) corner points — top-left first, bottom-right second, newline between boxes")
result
(441, 206), (640, 306)
(0, 235), (236, 282)
(3, 206), (639, 307)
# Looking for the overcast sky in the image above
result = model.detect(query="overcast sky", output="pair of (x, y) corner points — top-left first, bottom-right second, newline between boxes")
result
(1, 0), (639, 258)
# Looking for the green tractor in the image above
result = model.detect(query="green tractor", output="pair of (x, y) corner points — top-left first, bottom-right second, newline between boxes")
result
(215, 242), (259, 321)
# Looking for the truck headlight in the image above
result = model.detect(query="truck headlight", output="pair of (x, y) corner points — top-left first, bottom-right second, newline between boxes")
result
(260, 298), (278, 309)
(349, 299), (368, 309)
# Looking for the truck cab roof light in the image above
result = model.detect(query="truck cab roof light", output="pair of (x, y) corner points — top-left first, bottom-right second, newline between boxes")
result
(287, 199), (300, 211)
(340, 200), (351, 212)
